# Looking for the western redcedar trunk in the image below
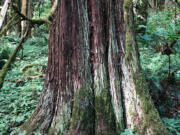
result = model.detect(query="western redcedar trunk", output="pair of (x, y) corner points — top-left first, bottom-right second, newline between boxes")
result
(16, 0), (169, 135)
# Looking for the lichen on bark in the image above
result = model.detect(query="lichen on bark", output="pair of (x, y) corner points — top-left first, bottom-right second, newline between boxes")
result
(70, 84), (95, 135)
(95, 88), (117, 135)
(132, 71), (169, 135)
(13, 0), (170, 135)
(122, 0), (170, 134)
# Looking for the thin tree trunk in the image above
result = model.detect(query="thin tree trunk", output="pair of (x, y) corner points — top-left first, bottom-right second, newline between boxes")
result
(134, 0), (148, 33)
(27, 0), (32, 19)
(15, 0), (21, 37)
(165, 0), (169, 9)
(27, 0), (32, 37)
(21, 0), (27, 37)
(0, 0), (11, 30)
(151, 0), (158, 12)
(21, 0), (32, 37)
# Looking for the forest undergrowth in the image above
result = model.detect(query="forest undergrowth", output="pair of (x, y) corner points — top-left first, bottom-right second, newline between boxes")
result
(0, 25), (48, 134)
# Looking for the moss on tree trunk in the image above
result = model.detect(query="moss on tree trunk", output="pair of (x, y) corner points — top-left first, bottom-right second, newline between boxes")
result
(14, 0), (169, 135)
(122, 0), (170, 134)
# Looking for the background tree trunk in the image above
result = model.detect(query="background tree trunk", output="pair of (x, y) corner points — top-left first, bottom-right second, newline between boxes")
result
(21, 0), (32, 37)
(15, 0), (21, 37)
(0, 0), (11, 30)
(21, 0), (27, 37)
(16, 0), (169, 135)
(133, 0), (148, 33)
(150, 0), (158, 12)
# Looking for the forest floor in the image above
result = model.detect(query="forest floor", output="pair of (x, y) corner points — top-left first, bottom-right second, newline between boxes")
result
(0, 34), (48, 134)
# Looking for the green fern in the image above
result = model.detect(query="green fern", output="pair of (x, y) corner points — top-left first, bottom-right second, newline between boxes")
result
(121, 129), (138, 135)
(163, 118), (180, 135)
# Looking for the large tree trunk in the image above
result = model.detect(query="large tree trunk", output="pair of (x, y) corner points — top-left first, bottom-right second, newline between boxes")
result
(16, 0), (169, 135)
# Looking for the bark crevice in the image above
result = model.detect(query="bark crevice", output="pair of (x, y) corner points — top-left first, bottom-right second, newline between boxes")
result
(14, 0), (169, 135)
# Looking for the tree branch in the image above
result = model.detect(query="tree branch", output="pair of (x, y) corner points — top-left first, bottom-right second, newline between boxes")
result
(12, 4), (49, 25)
(0, 15), (20, 37)
(0, 26), (31, 89)
(12, 0), (58, 26)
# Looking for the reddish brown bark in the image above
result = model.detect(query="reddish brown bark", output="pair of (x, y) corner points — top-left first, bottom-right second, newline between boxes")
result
(15, 0), (169, 135)
(16, 0), (123, 134)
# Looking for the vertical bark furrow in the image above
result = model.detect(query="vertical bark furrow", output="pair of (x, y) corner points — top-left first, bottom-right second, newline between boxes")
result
(114, 0), (126, 56)
(16, 0), (170, 135)
(106, 0), (124, 133)
(69, 0), (94, 134)
(89, 0), (117, 134)
(48, 0), (75, 133)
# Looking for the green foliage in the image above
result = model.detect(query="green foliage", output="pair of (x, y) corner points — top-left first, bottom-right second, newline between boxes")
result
(0, 46), (12, 69)
(137, 8), (180, 134)
(31, 24), (49, 42)
(0, 47), (11, 59)
(0, 9), (49, 134)
(139, 9), (180, 80)
(138, 9), (180, 48)
(121, 129), (138, 135)
(0, 36), (18, 69)
(162, 118), (180, 135)
(33, 1), (51, 19)
(0, 33), (48, 134)
(140, 51), (180, 80)
(0, 35), (20, 44)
